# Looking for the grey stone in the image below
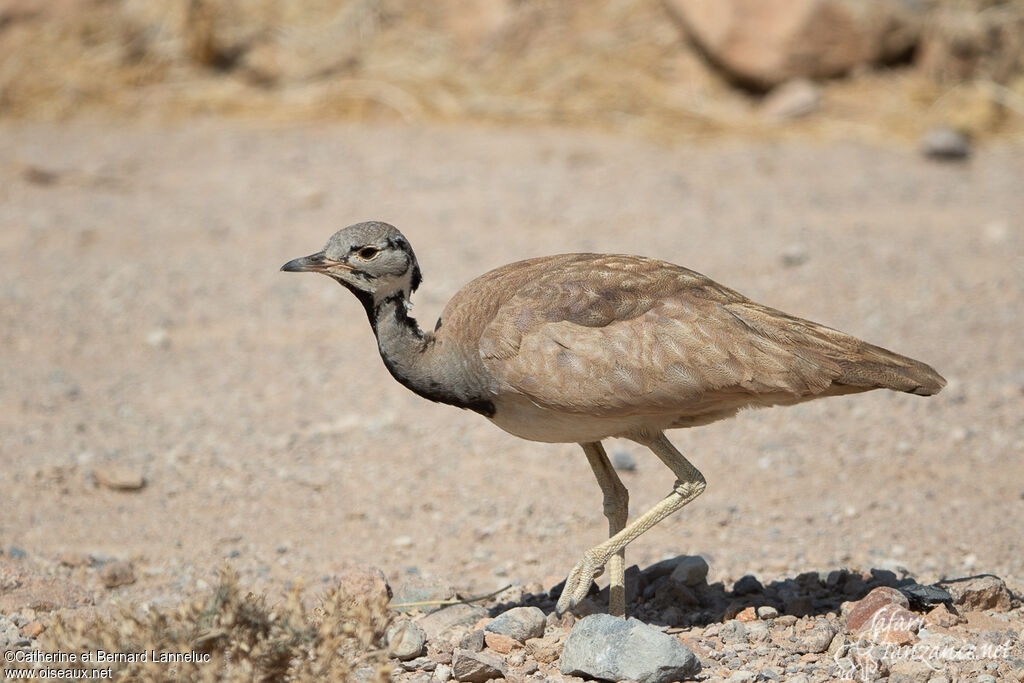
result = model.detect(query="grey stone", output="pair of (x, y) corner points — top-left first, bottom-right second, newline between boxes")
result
(728, 671), (757, 683)
(761, 79), (820, 121)
(393, 575), (457, 612)
(451, 648), (505, 683)
(889, 659), (933, 683)
(560, 614), (701, 683)
(458, 629), (484, 653)
(387, 619), (427, 660)
(485, 605), (546, 642)
(416, 603), (488, 642)
(611, 450), (637, 471)
(400, 656), (436, 672)
(7, 547), (26, 559)
(939, 575), (1012, 611)
(757, 605), (779, 619)
(431, 663), (452, 682)
(784, 617), (836, 654)
(922, 126), (970, 161)
(720, 619), (748, 644)
(669, 555), (709, 587)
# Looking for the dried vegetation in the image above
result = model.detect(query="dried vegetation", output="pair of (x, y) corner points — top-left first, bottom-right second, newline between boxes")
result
(6, 568), (393, 682)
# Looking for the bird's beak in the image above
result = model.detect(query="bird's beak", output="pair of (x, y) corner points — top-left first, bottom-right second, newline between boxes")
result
(281, 251), (341, 273)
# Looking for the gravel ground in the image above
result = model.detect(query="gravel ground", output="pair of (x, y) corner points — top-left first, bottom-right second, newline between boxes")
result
(0, 120), (1022, 680)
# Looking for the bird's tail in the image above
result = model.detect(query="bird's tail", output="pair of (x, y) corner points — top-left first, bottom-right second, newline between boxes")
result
(835, 342), (946, 396)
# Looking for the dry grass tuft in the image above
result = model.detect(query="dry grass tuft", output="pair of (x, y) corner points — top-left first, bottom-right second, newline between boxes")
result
(8, 568), (393, 682)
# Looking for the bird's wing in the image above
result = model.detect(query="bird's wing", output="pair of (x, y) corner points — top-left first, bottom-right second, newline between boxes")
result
(478, 254), (850, 418)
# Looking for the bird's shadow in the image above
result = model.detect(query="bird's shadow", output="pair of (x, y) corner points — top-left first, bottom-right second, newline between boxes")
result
(490, 558), (958, 627)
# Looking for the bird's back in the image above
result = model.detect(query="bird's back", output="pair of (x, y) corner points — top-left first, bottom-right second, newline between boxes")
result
(434, 253), (944, 431)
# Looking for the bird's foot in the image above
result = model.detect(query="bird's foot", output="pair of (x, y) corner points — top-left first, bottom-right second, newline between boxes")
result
(555, 552), (605, 616)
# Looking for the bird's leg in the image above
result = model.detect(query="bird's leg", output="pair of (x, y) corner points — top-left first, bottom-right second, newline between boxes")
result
(580, 442), (630, 618)
(557, 432), (706, 616)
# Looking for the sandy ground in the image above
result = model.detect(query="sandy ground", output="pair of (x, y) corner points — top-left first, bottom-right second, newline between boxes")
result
(0, 120), (1022, 615)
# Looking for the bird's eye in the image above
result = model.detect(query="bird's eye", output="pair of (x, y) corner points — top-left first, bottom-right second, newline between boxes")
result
(357, 246), (380, 260)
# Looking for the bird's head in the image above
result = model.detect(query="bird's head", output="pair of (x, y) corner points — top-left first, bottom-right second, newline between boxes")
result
(281, 221), (422, 307)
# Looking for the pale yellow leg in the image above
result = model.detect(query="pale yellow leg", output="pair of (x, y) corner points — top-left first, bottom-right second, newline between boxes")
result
(581, 442), (629, 618)
(556, 432), (706, 616)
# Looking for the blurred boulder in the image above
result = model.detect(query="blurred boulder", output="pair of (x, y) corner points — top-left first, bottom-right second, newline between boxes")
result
(917, 5), (1024, 83)
(663, 0), (922, 89)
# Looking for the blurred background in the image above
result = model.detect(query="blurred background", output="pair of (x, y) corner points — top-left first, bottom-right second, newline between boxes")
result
(1, 1), (1023, 670)
(2, 0), (1023, 142)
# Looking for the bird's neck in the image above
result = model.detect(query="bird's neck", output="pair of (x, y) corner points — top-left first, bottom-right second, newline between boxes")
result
(369, 290), (429, 377)
(367, 290), (495, 417)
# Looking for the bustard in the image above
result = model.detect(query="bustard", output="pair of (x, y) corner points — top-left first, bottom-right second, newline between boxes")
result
(282, 221), (945, 618)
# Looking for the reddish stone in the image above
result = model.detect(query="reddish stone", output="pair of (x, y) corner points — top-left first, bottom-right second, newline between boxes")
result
(484, 631), (520, 654)
(735, 606), (758, 622)
(844, 586), (909, 632)
(858, 604), (921, 645)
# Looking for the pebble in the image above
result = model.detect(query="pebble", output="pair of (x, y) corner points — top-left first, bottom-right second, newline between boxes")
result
(22, 621), (45, 637)
(921, 126), (971, 161)
(720, 619), (748, 644)
(524, 634), (563, 664)
(669, 555), (709, 587)
(392, 575), (456, 612)
(334, 564), (391, 606)
(560, 614), (700, 683)
(458, 630), (484, 653)
(431, 663), (451, 682)
(756, 605), (779, 619)
(482, 631), (519, 654)
(450, 648), (505, 682)
(99, 560), (135, 588)
(7, 546), (27, 559)
(485, 606), (546, 642)
(784, 618), (836, 654)
(844, 585), (909, 632)
(761, 79), (820, 121)
(416, 604), (488, 642)
(387, 619), (428, 660)
(939, 575), (1012, 611)
(611, 450), (637, 471)
(94, 465), (146, 491)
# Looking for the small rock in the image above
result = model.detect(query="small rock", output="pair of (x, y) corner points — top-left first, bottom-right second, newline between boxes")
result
(400, 656), (435, 672)
(485, 606), (546, 642)
(458, 630), (485, 653)
(611, 450), (637, 471)
(100, 560), (135, 588)
(7, 547), (27, 559)
(844, 585), (909, 632)
(727, 671), (757, 683)
(94, 466), (146, 491)
(58, 553), (90, 568)
(735, 606), (758, 622)
(22, 621), (45, 637)
(733, 574), (763, 595)
(669, 555), (709, 587)
(889, 659), (933, 683)
(392, 575), (456, 612)
(757, 605), (779, 619)
(921, 126), (970, 161)
(432, 663), (452, 682)
(859, 604), (921, 644)
(780, 243), (809, 268)
(939, 575), (1012, 611)
(745, 620), (770, 643)
(524, 634), (563, 664)
(387, 619), (427, 661)
(334, 564), (391, 606)
(560, 614), (701, 683)
(451, 648), (505, 683)
(483, 631), (519, 654)
(899, 582), (952, 609)
(761, 79), (820, 121)
(785, 618), (836, 654)
(145, 328), (170, 348)
(924, 602), (960, 628)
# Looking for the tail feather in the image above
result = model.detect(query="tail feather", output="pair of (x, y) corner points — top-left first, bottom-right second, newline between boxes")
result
(836, 342), (946, 396)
